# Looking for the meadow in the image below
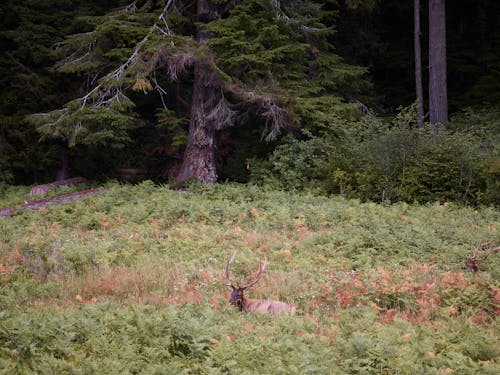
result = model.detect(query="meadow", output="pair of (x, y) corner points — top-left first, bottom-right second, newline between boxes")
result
(0, 181), (499, 374)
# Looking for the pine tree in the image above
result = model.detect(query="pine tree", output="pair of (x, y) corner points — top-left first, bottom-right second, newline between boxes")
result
(27, 0), (367, 183)
(0, 0), (126, 182)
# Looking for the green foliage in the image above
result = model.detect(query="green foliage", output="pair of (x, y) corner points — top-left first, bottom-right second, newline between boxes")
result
(0, 183), (499, 373)
(249, 136), (327, 190)
(155, 108), (189, 146)
(206, 0), (368, 131)
(207, 0), (309, 82)
(251, 105), (500, 205)
(0, 0), (131, 183)
(27, 104), (136, 148)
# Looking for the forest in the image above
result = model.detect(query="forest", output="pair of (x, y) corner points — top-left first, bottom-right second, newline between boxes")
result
(0, 0), (498, 205)
(0, 1), (499, 373)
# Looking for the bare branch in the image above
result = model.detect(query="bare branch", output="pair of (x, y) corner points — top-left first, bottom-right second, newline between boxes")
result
(272, 0), (290, 22)
(151, 71), (169, 109)
(167, 53), (196, 81)
(261, 102), (289, 142)
(206, 91), (236, 130)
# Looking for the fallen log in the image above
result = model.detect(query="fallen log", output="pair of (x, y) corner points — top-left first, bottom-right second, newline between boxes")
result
(29, 177), (88, 197)
(0, 188), (104, 217)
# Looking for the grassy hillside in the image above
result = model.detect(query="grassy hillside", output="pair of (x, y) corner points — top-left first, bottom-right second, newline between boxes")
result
(1, 182), (499, 373)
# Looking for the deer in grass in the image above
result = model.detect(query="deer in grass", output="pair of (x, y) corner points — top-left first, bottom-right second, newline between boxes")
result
(223, 254), (296, 315)
(463, 242), (500, 273)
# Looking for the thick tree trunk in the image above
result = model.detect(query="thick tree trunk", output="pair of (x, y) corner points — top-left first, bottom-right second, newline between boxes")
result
(414, 0), (424, 128)
(176, 63), (220, 184)
(428, 0), (448, 127)
(176, 0), (223, 184)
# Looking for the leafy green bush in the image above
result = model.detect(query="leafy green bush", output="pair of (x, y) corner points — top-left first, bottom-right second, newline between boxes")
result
(251, 105), (500, 205)
(249, 137), (328, 190)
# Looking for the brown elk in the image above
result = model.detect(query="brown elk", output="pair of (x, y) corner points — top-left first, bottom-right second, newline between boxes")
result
(223, 254), (296, 315)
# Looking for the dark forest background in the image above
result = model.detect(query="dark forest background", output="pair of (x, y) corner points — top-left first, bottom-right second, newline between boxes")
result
(0, 0), (498, 205)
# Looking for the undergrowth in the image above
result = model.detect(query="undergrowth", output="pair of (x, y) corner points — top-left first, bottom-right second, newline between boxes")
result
(0, 182), (499, 373)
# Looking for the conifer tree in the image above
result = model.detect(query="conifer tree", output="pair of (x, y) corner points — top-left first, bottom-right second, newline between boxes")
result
(27, 0), (367, 183)
(0, 0), (124, 182)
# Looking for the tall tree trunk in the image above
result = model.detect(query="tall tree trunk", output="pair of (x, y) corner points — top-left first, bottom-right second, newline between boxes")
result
(176, 63), (221, 184)
(428, 0), (448, 127)
(176, 0), (222, 184)
(414, 0), (424, 127)
(56, 141), (70, 181)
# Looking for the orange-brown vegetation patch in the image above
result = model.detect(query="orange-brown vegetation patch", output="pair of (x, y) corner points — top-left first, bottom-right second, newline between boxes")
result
(0, 241), (25, 280)
(322, 263), (498, 325)
(79, 265), (208, 306)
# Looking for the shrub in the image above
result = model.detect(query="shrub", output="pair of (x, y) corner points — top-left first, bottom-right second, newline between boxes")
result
(251, 105), (500, 205)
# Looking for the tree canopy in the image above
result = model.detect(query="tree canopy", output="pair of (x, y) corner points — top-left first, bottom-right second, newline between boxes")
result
(0, 0), (498, 204)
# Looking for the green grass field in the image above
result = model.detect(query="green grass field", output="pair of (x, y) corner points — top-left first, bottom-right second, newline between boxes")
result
(1, 182), (499, 374)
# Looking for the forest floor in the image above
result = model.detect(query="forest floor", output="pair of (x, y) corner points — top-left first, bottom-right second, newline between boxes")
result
(0, 182), (499, 373)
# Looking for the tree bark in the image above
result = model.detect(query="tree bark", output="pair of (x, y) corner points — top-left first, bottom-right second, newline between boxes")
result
(414, 0), (424, 128)
(428, 0), (448, 127)
(176, 63), (220, 184)
(176, 0), (223, 184)
(56, 141), (70, 181)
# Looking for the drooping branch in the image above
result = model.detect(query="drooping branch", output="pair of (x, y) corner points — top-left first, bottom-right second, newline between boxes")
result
(206, 91), (236, 130)
(31, 1), (179, 140)
(165, 52), (196, 81)
(261, 102), (290, 141)
(37, 0), (292, 146)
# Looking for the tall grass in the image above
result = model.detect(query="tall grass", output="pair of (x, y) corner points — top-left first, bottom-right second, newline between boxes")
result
(1, 182), (499, 373)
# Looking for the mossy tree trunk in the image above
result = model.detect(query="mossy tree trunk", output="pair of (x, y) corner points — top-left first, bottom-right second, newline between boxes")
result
(176, 0), (226, 184)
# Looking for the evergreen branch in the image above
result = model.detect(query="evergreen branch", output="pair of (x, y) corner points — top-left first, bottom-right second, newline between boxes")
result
(96, 0), (176, 84)
(122, 0), (140, 13)
(54, 32), (98, 71)
(69, 0), (176, 111)
(221, 83), (290, 141)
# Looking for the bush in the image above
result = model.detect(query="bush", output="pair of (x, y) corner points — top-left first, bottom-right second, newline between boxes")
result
(251, 105), (500, 205)
(249, 137), (328, 190)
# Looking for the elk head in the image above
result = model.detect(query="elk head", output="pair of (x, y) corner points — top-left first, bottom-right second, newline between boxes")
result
(223, 253), (296, 315)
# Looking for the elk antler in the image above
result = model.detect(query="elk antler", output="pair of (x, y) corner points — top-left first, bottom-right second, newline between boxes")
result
(476, 242), (500, 261)
(224, 254), (268, 289)
(463, 242), (499, 272)
(241, 255), (268, 290)
(224, 252), (236, 287)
